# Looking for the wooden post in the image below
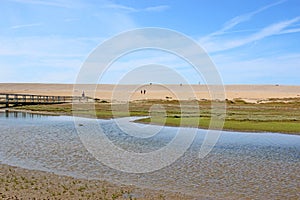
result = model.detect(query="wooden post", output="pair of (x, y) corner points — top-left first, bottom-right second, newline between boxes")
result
(14, 94), (18, 106)
(6, 94), (9, 107)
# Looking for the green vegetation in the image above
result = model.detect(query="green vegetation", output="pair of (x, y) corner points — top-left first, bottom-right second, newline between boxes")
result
(139, 116), (300, 133)
(12, 98), (300, 134)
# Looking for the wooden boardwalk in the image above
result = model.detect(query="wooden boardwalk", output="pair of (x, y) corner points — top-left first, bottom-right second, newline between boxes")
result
(0, 93), (85, 107)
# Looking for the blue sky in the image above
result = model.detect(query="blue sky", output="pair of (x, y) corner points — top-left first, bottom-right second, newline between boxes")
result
(0, 0), (300, 84)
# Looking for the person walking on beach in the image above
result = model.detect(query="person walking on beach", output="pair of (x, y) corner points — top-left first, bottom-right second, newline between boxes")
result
(143, 89), (146, 94)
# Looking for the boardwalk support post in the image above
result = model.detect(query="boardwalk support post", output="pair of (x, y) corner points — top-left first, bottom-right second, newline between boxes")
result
(5, 94), (9, 107)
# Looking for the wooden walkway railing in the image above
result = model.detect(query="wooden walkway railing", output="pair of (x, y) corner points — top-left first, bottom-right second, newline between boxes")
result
(0, 93), (87, 107)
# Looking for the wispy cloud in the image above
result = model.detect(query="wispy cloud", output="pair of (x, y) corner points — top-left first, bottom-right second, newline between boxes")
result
(205, 0), (286, 38)
(104, 4), (137, 12)
(144, 5), (169, 12)
(198, 0), (299, 53)
(10, 22), (43, 29)
(102, 4), (169, 13)
(248, 17), (300, 39)
(201, 16), (300, 53)
(195, 0), (300, 85)
(277, 27), (300, 34)
(199, 0), (287, 50)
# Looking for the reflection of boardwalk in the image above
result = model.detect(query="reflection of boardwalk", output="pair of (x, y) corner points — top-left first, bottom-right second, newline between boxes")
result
(0, 93), (85, 107)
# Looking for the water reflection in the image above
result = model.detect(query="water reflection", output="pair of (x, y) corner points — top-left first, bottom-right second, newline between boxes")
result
(1, 110), (49, 119)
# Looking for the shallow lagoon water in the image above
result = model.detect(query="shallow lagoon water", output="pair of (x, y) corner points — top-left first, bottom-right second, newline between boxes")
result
(0, 112), (299, 199)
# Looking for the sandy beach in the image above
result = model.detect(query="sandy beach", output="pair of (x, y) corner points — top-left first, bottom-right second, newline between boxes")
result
(0, 83), (300, 102)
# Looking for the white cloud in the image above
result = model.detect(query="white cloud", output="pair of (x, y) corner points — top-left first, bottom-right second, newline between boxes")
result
(10, 23), (43, 29)
(277, 27), (300, 34)
(102, 3), (169, 13)
(196, 0), (300, 85)
(245, 16), (300, 39)
(198, 0), (292, 53)
(144, 5), (169, 12)
(200, 16), (300, 53)
(103, 4), (137, 12)
(201, 0), (286, 40)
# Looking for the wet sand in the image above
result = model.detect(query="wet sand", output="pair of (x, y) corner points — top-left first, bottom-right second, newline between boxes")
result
(0, 83), (300, 102)
(0, 164), (196, 200)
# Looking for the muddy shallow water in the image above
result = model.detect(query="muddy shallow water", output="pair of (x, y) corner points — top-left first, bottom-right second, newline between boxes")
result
(0, 112), (299, 199)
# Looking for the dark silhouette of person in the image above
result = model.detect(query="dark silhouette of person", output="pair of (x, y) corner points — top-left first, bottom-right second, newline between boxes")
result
(143, 89), (146, 94)
(82, 91), (85, 98)
(141, 90), (143, 94)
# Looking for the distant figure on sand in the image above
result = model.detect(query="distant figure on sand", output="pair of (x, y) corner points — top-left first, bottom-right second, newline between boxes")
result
(82, 91), (85, 98)
(144, 89), (146, 94)
(141, 90), (143, 94)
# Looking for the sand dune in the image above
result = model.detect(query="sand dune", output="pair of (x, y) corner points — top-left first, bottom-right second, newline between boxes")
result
(0, 83), (299, 102)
